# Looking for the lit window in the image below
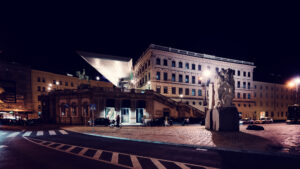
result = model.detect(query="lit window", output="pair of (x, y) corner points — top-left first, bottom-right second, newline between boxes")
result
(192, 89), (196, 96)
(185, 75), (189, 83)
(156, 72), (160, 80)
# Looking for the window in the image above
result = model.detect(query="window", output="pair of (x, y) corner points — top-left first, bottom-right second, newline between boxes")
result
(237, 93), (240, 98)
(192, 76), (195, 84)
(71, 82), (74, 87)
(248, 82), (250, 89)
(243, 82), (246, 88)
(163, 87), (168, 94)
(192, 101), (195, 105)
(59, 81), (62, 85)
(156, 58), (161, 65)
(37, 77), (41, 82)
(179, 74), (183, 82)
(148, 60), (150, 66)
(185, 88), (189, 95)
(65, 82), (68, 86)
(185, 75), (189, 83)
(156, 86), (161, 93)
(281, 112), (284, 117)
(238, 70), (240, 76)
(248, 93), (251, 99)
(198, 89), (202, 96)
(233, 70), (235, 75)
(179, 62), (183, 68)
(198, 65), (201, 71)
(271, 112), (274, 117)
(179, 88), (183, 94)
(172, 74), (176, 82)
(238, 104), (240, 107)
(192, 89), (196, 96)
(248, 72), (251, 77)
(53, 80), (56, 84)
(265, 112), (269, 117)
(163, 59), (168, 66)
(254, 92), (256, 98)
(148, 72), (150, 80)
(243, 71), (246, 77)
(42, 78), (45, 83)
(237, 81), (240, 88)
(172, 87), (176, 94)
(192, 64), (195, 70)
(244, 104), (246, 107)
(199, 101), (202, 105)
(243, 93), (246, 99)
(37, 86), (41, 91)
(216, 67), (219, 72)
(254, 85), (257, 89)
(42, 87), (45, 92)
(185, 63), (189, 69)
(163, 72), (168, 81)
(172, 61), (176, 67)
(156, 72), (161, 80)
(71, 103), (77, 116)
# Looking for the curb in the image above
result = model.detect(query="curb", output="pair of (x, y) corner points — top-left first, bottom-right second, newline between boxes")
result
(63, 128), (300, 159)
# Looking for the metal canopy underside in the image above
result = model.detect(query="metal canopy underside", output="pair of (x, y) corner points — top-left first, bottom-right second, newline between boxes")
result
(78, 51), (132, 87)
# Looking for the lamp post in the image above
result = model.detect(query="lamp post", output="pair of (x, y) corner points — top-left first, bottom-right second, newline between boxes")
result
(179, 94), (183, 102)
(147, 81), (151, 90)
(202, 70), (211, 106)
(287, 77), (300, 104)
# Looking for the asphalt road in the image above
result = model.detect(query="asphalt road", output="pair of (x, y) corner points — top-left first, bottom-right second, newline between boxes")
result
(0, 127), (300, 169)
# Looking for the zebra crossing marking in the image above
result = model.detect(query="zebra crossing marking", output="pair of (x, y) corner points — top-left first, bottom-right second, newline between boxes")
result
(175, 162), (190, 169)
(23, 131), (32, 137)
(0, 132), (7, 135)
(49, 130), (56, 135)
(59, 130), (68, 135)
(0, 145), (8, 149)
(78, 148), (89, 156)
(23, 137), (219, 169)
(37, 131), (43, 136)
(7, 132), (20, 138)
(130, 155), (142, 169)
(151, 158), (167, 169)
(111, 152), (119, 164)
(93, 150), (103, 160)
(55, 144), (66, 149)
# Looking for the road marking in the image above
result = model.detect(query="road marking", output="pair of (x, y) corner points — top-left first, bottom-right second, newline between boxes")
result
(37, 131), (43, 136)
(23, 131), (32, 137)
(111, 152), (118, 164)
(175, 162), (190, 169)
(78, 148), (89, 156)
(59, 130), (68, 135)
(0, 145), (8, 149)
(93, 150), (103, 160)
(130, 155), (142, 169)
(7, 132), (20, 137)
(151, 158), (167, 169)
(65, 146), (76, 152)
(196, 148), (208, 151)
(55, 144), (66, 149)
(49, 130), (56, 135)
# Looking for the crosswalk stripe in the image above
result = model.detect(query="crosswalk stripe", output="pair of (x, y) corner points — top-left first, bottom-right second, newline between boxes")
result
(7, 132), (20, 137)
(49, 130), (56, 135)
(23, 131), (32, 137)
(111, 152), (118, 164)
(37, 131), (44, 136)
(78, 148), (89, 156)
(151, 158), (167, 169)
(175, 162), (190, 169)
(130, 155), (142, 169)
(55, 144), (66, 149)
(65, 146), (76, 152)
(93, 150), (103, 160)
(59, 130), (68, 135)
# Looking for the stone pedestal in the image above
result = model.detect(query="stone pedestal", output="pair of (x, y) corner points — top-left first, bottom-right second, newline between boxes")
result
(205, 106), (239, 131)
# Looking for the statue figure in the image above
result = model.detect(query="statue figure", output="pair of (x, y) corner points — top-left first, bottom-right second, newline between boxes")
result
(214, 69), (235, 108)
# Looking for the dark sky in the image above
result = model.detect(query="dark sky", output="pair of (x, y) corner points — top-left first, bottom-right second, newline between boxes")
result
(0, 1), (299, 83)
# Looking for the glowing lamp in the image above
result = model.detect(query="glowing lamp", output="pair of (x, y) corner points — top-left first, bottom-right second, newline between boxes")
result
(203, 70), (211, 77)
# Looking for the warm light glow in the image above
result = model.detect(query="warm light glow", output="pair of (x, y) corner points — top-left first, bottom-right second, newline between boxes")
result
(198, 77), (203, 81)
(147, 81), (151, 85)
(56, 81), (59, 85)
(203, 70), (211, 77)
(179, 94), (183, 98)
(288, 81), (295, 88)
(48, 83), (52, 87)
(295, 77), (300, 84)
(47, 87), (51, 91)
(287, 77), (300, 88)
(96, 76), (100, 81)
(131, 79), (136, 84)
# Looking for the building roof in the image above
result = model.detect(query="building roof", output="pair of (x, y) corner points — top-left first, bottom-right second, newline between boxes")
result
(147, 44), (254, 66)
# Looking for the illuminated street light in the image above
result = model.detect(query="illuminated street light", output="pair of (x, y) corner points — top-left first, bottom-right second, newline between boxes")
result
(147, 81), (151, 90)
(47, 87), (51, 91)
(48, 83), (52, 87)
(179, 94), (183, 102)
(287, 77), (300, 104)
(96, 76), (100, 81)
(203, 70), (211, 77)
(56, 81), (59, 85)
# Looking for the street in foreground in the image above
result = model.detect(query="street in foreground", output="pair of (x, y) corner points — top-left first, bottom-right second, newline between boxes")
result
(1, 124), (300, 169)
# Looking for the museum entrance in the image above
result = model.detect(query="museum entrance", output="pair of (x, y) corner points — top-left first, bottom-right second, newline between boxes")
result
(121, 100), (131, 123)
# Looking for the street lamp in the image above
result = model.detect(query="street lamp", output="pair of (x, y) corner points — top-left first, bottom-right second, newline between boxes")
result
(202, 70), (211, 106)
(179, 94), (183, 102)
(147, 81), (151, 90)
(287, 77), (300, 104)
(96, 76), (100, 81)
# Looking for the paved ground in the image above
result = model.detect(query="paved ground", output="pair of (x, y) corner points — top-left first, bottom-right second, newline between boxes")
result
(1, 127), (300, 169)
(63, 123), (300, 154)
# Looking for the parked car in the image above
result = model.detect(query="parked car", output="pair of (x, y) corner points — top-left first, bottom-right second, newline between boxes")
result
(254, 119), (262, 124)
(239, 118), (253, 125)
(246, 124), (264, 130)
(260, 117), (273, 124)
(94, 118), (110, 126)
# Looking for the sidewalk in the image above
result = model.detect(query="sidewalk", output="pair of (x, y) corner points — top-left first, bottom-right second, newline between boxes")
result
(63, 123), (300, 155)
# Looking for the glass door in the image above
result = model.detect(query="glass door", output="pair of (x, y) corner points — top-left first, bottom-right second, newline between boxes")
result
(121, 108), (129, 123)
(136, 108), (144, 123)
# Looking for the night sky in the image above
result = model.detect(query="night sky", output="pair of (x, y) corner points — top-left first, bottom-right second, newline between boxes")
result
(0, 2), (299, 84)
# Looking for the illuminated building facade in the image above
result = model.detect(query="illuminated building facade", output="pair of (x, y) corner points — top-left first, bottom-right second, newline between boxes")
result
(133, 44), (294, 121)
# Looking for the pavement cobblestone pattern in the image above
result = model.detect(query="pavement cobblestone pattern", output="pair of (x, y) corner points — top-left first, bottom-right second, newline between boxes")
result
(64, 123), (300, 154)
